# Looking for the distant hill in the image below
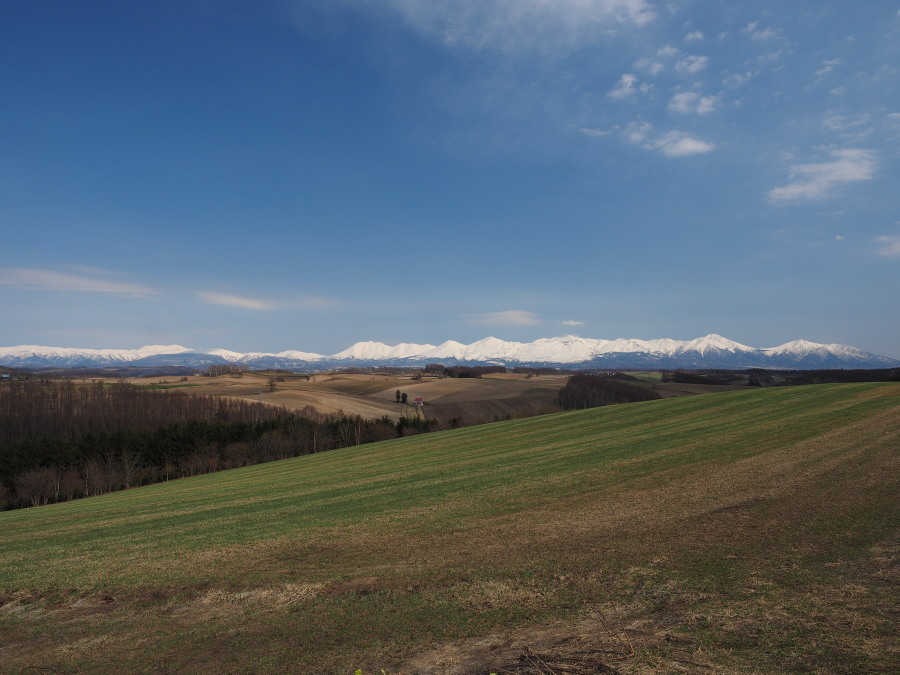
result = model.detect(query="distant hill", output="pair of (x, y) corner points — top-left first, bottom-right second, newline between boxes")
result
(1, 333), (897, 370)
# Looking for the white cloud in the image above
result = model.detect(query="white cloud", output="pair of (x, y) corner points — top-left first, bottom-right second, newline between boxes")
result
(197, 292), (276, 310)
(623, 120), (652, 144)
(751, 27), (777, 40)
(823, 113), (870, 131)
(742, 21), (778, 40)
(815, 58), (843, 77)
(579, 127), (609, 137)
(369, 0), (656, 54)
(723, 71), (758, 88)
(823, 113), (873, 139)
(560, 320), (584, 326)
(668, 92), (720, 114)
(874, 235), (900, 256)
(634, 57), (664, 74)
(651, 131), (716, 157)
(0, 268), (159, 297)
(607, 73), (638, 98)
(622, 123), (715, 157)
(460, 310), (541, 325)
(767, 149), (876, 203)
(685, 31), (703, 42)
(675, 55), (709, 73)
(657, 44), (679, 57)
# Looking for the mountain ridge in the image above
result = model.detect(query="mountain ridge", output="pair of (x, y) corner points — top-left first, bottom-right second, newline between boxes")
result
(1, 334), (897, 370)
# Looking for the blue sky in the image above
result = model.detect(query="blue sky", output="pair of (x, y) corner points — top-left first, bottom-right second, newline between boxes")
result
(2, 0), (898, 357)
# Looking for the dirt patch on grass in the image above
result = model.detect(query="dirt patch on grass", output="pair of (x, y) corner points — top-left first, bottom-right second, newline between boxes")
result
(403, 603), (686, 674)
(195, 581), (324, 608)
(402, 528), (899, 674)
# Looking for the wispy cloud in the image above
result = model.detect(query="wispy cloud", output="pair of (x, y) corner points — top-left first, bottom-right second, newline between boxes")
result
(767, 149), (876, 203)
(685, 31), (703, 42)
(874, 235), (900, 256)
(815, 58), (842, 78)
(0, 268), (160, 297)
(623, 123), (715, 157)
(675, 55), (709, 73)
(370, 0), (657, 54)
(607, 73), (639, 99)
(634, 57), (664, 74)
(651, 132), (716, 157)
(742, 21), (778, 40)
(197, 292), (277, 310)
(823, 113), (873, 139)
(460, 310), (541, 325)
(668, 92), (720, 114)
(560, 319), (584, 326)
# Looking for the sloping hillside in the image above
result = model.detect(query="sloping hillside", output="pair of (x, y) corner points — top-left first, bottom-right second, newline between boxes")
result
(1, 383), (898, 673)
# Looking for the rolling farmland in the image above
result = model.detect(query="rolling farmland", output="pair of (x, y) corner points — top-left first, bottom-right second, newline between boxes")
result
(1, 383), (898, 673)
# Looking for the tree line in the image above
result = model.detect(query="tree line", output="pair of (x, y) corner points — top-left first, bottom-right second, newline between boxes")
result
(426, 365), (508, 378)
(1, 370), (674, 511)
(0, 381), (435, 510)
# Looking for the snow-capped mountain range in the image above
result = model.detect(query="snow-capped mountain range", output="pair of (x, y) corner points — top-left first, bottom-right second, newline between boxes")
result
(0, 335), (897, 370)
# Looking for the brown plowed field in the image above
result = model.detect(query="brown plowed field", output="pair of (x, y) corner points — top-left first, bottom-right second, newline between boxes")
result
(107, 372), (572, 421)
(88, 371), (747, 421)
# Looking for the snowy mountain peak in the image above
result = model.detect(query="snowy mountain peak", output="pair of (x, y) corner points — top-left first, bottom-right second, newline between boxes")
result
(0, 336), (896, 370)
(683, 334), (752, 354)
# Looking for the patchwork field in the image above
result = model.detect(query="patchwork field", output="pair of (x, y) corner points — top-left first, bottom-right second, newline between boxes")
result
(1, 383), (898, 673)
(116, 371), (572, 421)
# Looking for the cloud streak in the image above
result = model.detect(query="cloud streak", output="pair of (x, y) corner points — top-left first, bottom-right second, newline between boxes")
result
(623, 123), (716, 157)
(607, 73), (639, 99)
(374, 0), (656, 54)
(460, 310), (541, 325)
(668, 92), (719, 114)
(0, 268), (160, 297)
(675, 55), (709, 73)
(874, 235), (900, 256)
(767, 149), (875, 203)
(197, 292), (277, 310)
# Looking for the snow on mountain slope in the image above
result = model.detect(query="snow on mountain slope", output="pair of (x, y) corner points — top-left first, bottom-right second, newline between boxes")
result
(427, 340), (469, 360)
(677, 334), (753, 355)
(0, 344), (191, 365)
(763, 339), (859, 359)
(207, 349), (246, 362)
(1, 336), (896, 369)
(331, 341), (438, 361)
(272, 350), (325, 361)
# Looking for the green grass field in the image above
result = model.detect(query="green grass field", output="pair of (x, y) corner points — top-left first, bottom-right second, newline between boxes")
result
(2, 383), (898, 673)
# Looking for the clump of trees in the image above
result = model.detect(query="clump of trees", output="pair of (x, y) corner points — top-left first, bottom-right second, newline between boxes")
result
(442, 365), (507, 378)
(512, 367), (573, 375)
(204, 364), (246, 377)
(556, 374), (661, 410)
(424, 364), (507, 378)
(661, 371), (733, 385)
